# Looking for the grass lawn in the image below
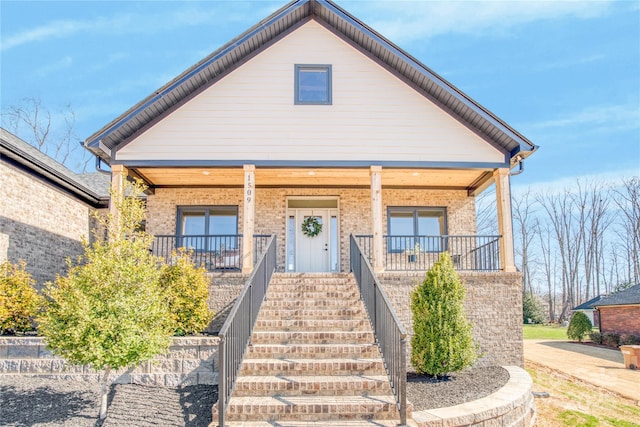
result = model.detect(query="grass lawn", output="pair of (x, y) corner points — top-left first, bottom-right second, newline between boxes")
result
(526, 361), (640, 426)
(523, 324), (569, 340)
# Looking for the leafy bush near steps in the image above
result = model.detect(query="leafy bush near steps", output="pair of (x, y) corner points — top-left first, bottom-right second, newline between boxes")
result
(0, 261), (41, 334)
(159, 248), (213, 336)
(410, 252), (478, 378)
(567, 312), (592, 342)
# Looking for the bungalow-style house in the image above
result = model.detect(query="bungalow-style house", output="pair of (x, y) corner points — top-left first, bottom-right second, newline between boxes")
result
(0, 128), (109, 290)
(594, 284), (640, 337)
(83, 1), (537, 424)
(572, 295), (608, 328)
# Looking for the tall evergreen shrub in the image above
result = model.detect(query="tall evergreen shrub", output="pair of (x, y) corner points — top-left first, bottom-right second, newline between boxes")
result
(410, 252), (478, 377)
(0, 261), (41, 334)
(566, 311), (592, 342)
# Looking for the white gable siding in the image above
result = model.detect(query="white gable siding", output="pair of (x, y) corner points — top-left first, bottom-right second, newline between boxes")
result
(116, 21), (504, 164)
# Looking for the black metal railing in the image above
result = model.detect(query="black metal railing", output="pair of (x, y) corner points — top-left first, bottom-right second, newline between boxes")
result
(354, 234), (373, 264)
(151, 234), (273, 271)
(384, 235), (501, 271)
(350, 235), (407, 425)
(217, 235), (276, 427)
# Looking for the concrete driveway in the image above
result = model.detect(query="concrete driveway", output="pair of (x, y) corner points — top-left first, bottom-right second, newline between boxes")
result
(524, 339), (640, 402)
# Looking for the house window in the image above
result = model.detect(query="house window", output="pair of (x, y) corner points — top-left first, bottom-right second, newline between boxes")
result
(387, 207), (446, 252)
(177, 206), (238, 251)
(295, 64), (332, 105)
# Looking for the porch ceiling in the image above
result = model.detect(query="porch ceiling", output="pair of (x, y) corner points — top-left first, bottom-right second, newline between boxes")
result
(134, 167), (490, 190)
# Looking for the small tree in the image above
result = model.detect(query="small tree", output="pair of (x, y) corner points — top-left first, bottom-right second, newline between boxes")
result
(567, 311), (592, 342)
(411, 252), (478, 377)
(160, 248), (213, 336)
(0, 261), (41, 334)
(523, 292), (546, 324)
(38, 179), (173, 420)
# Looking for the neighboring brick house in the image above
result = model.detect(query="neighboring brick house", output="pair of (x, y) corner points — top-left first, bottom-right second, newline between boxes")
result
(83, 0), (537, 367)
(594, 284), (640, 336)
(572, 295), (608, 328)
(0, 128), (109, 290)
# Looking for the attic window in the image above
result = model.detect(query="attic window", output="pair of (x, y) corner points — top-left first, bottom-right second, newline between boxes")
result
(295, 64), (332, 105)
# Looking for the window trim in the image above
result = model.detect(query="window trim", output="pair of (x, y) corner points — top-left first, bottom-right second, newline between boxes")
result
(386, 206), (447, 253)
(294, 64), (332, 105)
(176, 205), (239, 236)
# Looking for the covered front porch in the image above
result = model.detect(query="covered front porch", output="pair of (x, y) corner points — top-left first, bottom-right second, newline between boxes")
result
(110, 162), (517, 274)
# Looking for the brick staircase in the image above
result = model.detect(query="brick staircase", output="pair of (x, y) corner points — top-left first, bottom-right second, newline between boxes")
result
(214, 273), (403, 426)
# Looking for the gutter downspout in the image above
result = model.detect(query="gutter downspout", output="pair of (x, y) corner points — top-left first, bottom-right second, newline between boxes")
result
(510, 155), (524, 176)
(95, 155), (111, 175)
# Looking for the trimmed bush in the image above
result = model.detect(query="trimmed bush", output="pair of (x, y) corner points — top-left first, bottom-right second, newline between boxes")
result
(410, 252), (478, 378)
(0, 261), (41, 334)
(602, 332), (620, 348)
(160, 248), (213, 336)
(567, 312), (592, 342)
(589, 331), (602, 345)
(619, 334), (640, 346)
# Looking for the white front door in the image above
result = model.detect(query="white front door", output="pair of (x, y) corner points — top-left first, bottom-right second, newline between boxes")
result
(296, 209), (330, 272)
(286, 198), (339, 273)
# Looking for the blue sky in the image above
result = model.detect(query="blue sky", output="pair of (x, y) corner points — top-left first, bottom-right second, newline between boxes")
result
(1, 0), (638, 188)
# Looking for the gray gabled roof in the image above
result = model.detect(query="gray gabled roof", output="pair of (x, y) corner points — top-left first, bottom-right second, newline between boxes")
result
(594, 284), (640, 307)
(0, 128), (109, 207)
(572, 295), (608, 311)
(84, 0), (537, 164)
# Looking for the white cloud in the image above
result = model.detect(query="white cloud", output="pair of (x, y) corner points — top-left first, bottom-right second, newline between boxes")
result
(511, 169), (639, 197)
(527, 104), (640, 135)
(34, 56), (73, 77)
(345, 0), (614, 43)
(1, 2), (281, 52)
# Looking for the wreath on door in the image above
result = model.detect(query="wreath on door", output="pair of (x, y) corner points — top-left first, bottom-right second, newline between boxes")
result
(301, 216), (322, 237)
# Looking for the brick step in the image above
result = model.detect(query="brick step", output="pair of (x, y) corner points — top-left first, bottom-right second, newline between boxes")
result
(222, 394), (399, 422)
(251, 330), (375, 345)
(245, 343), (381, 359)
(239, 358), (386, 376)
(271, 273), (352, 282)
(268, 283), (358, 292)
(221, 421), (404, 427)
(232, 374), (392, 396)
(221, 421), (403, 427)
(262, 298), (363, 309)
(257, 307), (365, 319)
(254, 318), (370, 332)
(265, 290), (359, 300)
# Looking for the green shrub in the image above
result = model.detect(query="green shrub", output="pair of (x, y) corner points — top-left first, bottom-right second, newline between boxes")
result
(589, 330), (602, 344)
(410, 252), (478, 377)
(160, 248), (213, 336)
(567, 312), (592, 342)
(38, 179), (172, 420)
(522, 292), (545, 324)
(619, 334), (640, 345)
(0, 261), (41, 334)
(602, 332), (620, 347)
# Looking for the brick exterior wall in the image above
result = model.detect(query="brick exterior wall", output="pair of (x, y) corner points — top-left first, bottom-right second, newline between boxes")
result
(0, 163), (101, 291)
(379, 271), (523, 368)
(598, 305), (640, 336)
(145, 187), (475, 272)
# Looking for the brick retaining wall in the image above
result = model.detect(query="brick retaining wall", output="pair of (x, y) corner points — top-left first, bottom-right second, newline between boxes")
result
(379, 271), (524, 368)
(0, 336), (219, 386)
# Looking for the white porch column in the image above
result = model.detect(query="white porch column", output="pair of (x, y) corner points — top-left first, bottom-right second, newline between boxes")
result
(494, 168), (516, 272)
(370, 166), (384, 273)
(242, 164), (256, 274)
(109, 164), (128, 238)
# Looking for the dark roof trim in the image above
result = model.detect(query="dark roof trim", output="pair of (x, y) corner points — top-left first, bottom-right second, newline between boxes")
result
(572, 295), (608, 311)
(593, 284), (640, 307)
(1, 132), (108, 208)
(114, 159), (509, 169)
(84, 0), (537, 164)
